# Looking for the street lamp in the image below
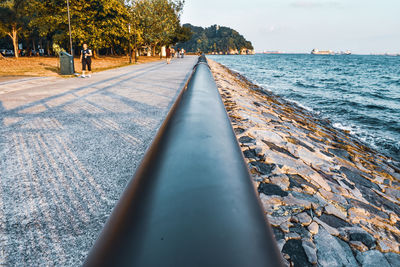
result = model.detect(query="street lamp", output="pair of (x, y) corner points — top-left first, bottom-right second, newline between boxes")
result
(128, 23), (132, 64)
(67, 0), (74, 71)
(134, 33), (138, 63)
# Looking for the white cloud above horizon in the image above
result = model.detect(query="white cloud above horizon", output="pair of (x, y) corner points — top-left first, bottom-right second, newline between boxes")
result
(290, 0), (342, 8)
(181, 0), (400, 54)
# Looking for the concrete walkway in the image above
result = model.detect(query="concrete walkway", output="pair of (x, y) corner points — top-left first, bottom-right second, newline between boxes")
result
(0, 56), (197, 266)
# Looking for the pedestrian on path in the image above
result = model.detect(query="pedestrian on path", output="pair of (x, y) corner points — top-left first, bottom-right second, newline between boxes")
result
(171, 48), (175, 58)
(80, 43), (93, 78)
(166, 46), (172, 64)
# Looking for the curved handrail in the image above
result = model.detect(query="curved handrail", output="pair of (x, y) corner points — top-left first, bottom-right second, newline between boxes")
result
(84, 55), (283, 267)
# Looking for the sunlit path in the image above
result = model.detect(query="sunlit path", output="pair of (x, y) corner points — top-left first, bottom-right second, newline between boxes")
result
(0, 56), (197, 266)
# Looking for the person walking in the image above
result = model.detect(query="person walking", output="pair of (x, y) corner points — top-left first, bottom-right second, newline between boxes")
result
(166, 46), (171, 64)
(171, 48), (175, 58)
(80, 43), (93, 78)
(181, 48), (185, 58)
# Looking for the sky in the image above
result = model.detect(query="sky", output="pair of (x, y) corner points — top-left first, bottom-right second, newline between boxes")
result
(181, 0), (400, 54)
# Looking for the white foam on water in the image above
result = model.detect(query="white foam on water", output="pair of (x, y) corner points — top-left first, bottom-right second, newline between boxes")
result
(332, 122), (354, 133)
(288, 99), (315, 113)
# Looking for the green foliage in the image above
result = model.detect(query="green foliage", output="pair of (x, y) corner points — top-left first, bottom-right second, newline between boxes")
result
(0, 0), (188, 58)
(132, 0), (184, 47)
(52, 43), (65, 56)
(0, 0), (27, 31)
(172, 24), (192, 44)
(0, 0), (30, 57)
(16, 0), (185, 56)
(27, 0), (130, 53)
(177, 24), (254, 53)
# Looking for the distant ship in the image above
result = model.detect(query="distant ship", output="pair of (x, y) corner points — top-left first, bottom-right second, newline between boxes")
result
(262, 51), (283, 54)
(338, 50), (352, 55)
(311, 49), (334, 55)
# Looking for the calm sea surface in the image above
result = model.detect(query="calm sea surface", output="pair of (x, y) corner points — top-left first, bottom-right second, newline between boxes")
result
(208, 54), (400, 161)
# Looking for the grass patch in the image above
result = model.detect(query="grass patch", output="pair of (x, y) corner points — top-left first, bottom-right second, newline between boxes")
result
(0, 56), (162, 79)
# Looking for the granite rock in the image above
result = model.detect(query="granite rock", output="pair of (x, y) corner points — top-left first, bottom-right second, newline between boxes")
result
(296, 212), (312, 226)
(384, 252), (400, 267)
(302, 239), (318, 264)
(324, 204), (347, 221)
(282, 239), (313, 267)
(258, 182), (288, 197)
(308, 221), (319, 235)
(314, 217), (340, 236)
(349, 241), (368, 252)
(314, 228), (358, 267)
(356, 250), (391, 267)
(347, 228), (376, 249)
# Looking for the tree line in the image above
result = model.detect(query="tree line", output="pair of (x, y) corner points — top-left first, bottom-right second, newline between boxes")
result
(0, 0), (192, 58)
(177, 24), (254, 54)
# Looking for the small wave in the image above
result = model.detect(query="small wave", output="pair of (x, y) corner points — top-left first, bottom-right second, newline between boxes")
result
(320, 78), (336, 82)
(295, 81), (319, 89)
(364, 104), (388, 111)
(332, 122), (400, 161)
(384, 79), (400, 86)
(388, 124), (400, 133)
(366, 92), (397, 101)
(332, 81), (352, 87)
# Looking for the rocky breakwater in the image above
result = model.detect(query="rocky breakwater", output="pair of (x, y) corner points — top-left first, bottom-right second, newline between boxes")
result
(208, 59), (400, 267)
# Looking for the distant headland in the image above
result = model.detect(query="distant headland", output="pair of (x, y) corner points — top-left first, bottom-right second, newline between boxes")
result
(177, 24), (255, 55)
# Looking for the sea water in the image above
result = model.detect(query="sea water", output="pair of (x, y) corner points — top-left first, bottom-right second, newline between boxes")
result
(208, 54), (400, 161)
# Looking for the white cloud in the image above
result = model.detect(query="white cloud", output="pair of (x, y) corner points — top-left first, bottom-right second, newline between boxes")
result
(290, 1), (341, 8)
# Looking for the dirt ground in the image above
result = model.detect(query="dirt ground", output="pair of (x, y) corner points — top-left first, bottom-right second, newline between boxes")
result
(0, 56), (162, 80)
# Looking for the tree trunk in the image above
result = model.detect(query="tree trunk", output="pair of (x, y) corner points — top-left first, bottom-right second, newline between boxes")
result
(47, 39), (51, 56)
(8, 24), (19, 58)
(152, 45), (156, 57)
(32, 39), (36, 56)
(134, 38), (138, 63)
(39, 39), (43, 56)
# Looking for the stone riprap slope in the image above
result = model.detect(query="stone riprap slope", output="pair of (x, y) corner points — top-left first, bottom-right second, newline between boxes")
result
(0, 57), (197, 266)
(209, 59), (400, 267)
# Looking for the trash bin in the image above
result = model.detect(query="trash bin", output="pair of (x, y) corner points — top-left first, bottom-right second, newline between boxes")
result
(60, 51), (74, 75)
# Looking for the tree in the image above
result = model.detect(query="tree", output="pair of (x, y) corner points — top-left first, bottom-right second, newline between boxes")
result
(28, 0), (130, 57)
(1, 0), (188, 59)
(172, 24), (192, 44)
(132, 0), (184, 55)
(70, 0), (130, 57)
(0, 0), (28, 58)
(27, 0), (67, 55)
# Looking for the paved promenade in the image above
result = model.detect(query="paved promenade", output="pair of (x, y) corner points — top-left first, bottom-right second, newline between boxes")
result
(0, 56), (197, 266)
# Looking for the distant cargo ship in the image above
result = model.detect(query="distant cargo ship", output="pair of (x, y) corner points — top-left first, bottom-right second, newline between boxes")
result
(311, 49), (334, 55)
(338, 50), (352, 55)
(262, 51), (283, 54)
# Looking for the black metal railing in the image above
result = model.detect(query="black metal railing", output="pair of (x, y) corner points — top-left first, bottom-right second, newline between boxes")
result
(84, 56), (284, 267)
